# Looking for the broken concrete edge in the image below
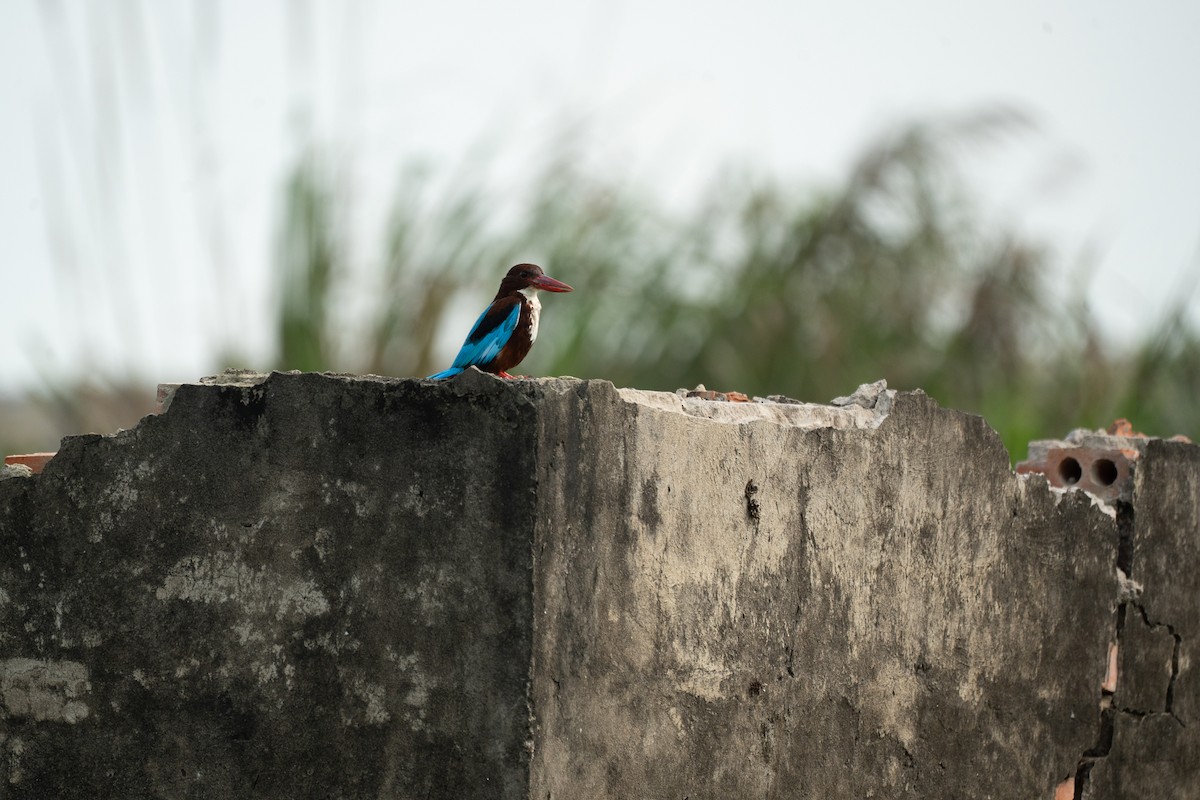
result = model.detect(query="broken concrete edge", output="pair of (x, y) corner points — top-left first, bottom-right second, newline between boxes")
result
(17, 368), (1032, 509)
(155, 368), (903, 432)
(11, 370), (1149, 578)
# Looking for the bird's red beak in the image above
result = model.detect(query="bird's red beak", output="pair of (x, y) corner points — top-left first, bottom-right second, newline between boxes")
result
(531, 274), (573, 293)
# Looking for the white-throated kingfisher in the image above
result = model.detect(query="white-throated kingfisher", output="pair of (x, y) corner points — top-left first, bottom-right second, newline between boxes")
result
(427, 263), (573, 379)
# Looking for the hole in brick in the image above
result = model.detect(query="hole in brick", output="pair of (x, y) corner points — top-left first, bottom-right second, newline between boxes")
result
(1059, 457), (1082, 485)
(1092, 458), (1118, 486)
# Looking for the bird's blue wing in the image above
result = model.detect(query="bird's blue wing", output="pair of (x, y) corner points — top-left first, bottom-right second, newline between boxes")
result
(450, 299), (521, 370)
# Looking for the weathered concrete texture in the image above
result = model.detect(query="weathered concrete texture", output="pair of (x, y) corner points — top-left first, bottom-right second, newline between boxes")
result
(0, 369), (1192, 798)
(1084, 440), (1200, 799)
(0, 371), (537, 798)
(531, 378), (1117, 799)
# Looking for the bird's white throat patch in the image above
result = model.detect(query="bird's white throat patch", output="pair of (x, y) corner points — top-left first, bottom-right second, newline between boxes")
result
(519, 286), (542, 343)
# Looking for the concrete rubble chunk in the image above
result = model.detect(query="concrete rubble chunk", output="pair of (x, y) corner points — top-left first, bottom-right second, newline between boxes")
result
(0, 370), (1196, 798)
(621, 386), (887, 429)
(830, 377), (894, 411)
(0, 464), (33, 482)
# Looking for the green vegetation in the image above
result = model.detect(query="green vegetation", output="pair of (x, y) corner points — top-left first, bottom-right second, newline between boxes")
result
(269, 112), (1199, 457)
(13, 7), (1194, 462)
(6, 110), (1193, 460)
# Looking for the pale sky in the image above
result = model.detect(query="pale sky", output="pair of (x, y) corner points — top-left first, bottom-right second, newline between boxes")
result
(2, 0), (1198, 392)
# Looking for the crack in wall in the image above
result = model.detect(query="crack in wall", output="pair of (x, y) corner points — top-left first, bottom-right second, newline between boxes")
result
(1126, 601), (1186, 727)
(1069, 503), (1133, 800)
(1065, 501), (1188, 799)
(1167, 633), (1183, 722)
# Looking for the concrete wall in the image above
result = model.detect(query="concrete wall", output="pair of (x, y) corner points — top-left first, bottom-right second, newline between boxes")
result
(0, 370), (1195, 798)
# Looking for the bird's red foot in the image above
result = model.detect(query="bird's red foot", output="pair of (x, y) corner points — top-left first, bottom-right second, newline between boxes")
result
(498, 371), (526, 379)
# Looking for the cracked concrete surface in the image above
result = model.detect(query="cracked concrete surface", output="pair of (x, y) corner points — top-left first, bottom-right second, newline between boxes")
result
(1118, 604), (1180, 717)
(1078, 439), (1200, 799)
(0, 370), (1195, 798)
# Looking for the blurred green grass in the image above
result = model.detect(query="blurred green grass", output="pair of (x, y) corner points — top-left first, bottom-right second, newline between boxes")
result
(6, 111), (1197, 461)
(267, 111), (1200, 458)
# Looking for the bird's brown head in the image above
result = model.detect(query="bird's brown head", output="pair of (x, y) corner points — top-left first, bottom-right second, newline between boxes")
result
(495, 263), (573, 300)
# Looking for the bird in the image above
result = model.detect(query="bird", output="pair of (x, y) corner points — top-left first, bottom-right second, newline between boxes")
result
(426, 263), (573, 380)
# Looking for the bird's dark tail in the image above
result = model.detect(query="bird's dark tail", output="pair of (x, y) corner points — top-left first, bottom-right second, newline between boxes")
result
(426, 367), (465, 380)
